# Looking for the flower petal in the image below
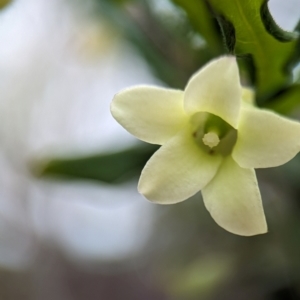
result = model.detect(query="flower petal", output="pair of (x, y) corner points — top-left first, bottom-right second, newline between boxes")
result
(232, 106), (300, 168)
(184, 56), (241, 128)
(111, 86), (188, 145)
(138, 128), (223, 204)
(202, 156), (267, 236)
(241, 87), (255, 105)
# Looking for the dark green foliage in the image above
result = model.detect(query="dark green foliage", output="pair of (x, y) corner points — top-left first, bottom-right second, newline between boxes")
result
(36, 144), (159, 184)
(265, 84), (300, 115)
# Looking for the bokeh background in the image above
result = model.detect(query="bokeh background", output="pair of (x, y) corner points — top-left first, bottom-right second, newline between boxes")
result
(0, 0), (300, 299)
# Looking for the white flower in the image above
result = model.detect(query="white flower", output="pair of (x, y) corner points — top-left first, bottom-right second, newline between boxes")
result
(111, 56), (300, 236)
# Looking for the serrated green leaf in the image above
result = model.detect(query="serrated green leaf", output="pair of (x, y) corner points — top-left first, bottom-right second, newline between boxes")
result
(208, 0), (299, 103)
(34, 144), (159, 184)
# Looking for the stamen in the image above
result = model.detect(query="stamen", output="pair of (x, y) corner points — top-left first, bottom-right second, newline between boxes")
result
(202, 132), (220, 148)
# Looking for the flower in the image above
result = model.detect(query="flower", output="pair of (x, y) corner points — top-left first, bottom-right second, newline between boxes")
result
(111, 56), (300, 236)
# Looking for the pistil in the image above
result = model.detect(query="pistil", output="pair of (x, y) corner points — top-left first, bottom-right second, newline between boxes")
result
(202, 132), (220, 148)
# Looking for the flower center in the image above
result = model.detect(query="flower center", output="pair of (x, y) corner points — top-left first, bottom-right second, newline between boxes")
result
(202, 132), (220, 148)
(190, 112), (237, 156)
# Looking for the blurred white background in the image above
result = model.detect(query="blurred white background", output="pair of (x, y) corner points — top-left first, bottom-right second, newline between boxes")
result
(0, 0), (160, 270)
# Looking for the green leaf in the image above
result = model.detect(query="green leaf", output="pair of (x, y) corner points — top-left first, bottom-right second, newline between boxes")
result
(34, 144), (159, 184)
(264, 84), (300, 115)
(208, 0), (299, 103)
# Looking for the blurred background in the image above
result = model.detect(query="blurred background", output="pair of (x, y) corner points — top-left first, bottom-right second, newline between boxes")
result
(0, 0), (300, 299)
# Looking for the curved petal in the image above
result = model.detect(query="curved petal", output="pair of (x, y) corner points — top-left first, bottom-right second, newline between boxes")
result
(202, 156), (267, 236)
(232, 106), (300, 168)
(184, 56), (241, 128)
(111, 85), (188, 145)
(138, 128), (223, 204)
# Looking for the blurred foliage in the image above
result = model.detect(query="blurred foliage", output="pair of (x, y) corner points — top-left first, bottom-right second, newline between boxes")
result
(36, 144), (159, 183)
(171, 0), (223, 56)
(87, 0), (206, 89)
(167, 255), (233, 299)
(142, 171), (300, 299)
(0, 0), (10, 9)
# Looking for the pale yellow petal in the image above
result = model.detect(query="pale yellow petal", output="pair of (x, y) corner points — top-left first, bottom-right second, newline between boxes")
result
(184, 56), (241, 128)
(138, 128), (223, 204)
(232, 106), (300, 168)
(111, 86), (188, 145)
(241, 87), (255, 105)
(202, 156), (267, 236)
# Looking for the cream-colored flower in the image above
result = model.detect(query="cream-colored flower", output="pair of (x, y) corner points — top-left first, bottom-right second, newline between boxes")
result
(111, 56), (300, 236)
